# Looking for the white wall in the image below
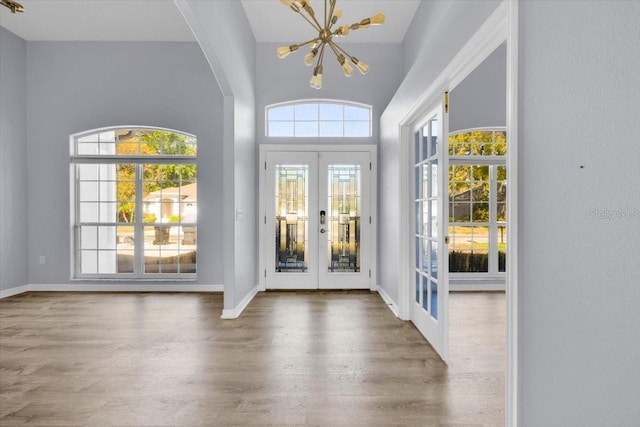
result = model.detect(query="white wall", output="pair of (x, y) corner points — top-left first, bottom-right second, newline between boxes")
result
(0, 27), (28, 292)
(25, 41), (224, 286)
(518, 2), (640, 425)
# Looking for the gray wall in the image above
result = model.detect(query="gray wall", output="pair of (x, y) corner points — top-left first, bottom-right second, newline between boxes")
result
(25, 41), (224, 286)
(518, 1), (640, 425)
(449, 43), (506, 132)
(379, 0), (501, 304)
(175, 0), (257, 310)
(256, 42), (404, 145)
(0, 27), (28, 292)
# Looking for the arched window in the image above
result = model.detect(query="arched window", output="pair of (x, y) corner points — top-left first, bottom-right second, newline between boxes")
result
(71, 127), (197, 278)
(266, 100), (372, 138)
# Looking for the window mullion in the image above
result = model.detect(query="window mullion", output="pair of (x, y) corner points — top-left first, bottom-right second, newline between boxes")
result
(489, 165), (497, 275)
(134, 164), (144, 276)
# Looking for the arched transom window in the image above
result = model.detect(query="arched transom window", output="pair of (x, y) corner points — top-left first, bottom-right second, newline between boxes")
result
(266, 100), (372, 138)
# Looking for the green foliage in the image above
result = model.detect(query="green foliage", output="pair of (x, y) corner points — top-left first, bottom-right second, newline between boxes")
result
(143, 212), (157, 223)
(115, 130), (197, 222)
(449, 250), (507, 273)
(449, 251), (489, 272)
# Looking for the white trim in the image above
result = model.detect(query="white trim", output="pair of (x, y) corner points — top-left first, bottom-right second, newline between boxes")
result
(1, 284), (222, 297)
(397, 125), (412, 321)
(258, 144), (378, 292)
(397, 1), (516, 424)
(451, 284), (505, 292)
(221, 285), (258, 319)
(506, 1), (519, 426)
(0, 285), (30, 299)
(376, 286), (399, 318)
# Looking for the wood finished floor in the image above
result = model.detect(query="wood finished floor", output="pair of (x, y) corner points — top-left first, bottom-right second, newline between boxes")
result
(0, 291), (505, 426)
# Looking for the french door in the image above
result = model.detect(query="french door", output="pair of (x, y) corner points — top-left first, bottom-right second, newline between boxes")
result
(411, 103), (449, 361)
(264, 150), (373, 290)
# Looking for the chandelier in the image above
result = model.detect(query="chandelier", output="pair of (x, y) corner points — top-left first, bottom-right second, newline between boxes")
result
(1, 0), (25, 13)
(277, 0), (385, 89)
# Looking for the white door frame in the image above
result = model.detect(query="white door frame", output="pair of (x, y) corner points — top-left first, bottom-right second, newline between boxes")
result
(396, 2), (519, 426)
(258, 144), (378, 292)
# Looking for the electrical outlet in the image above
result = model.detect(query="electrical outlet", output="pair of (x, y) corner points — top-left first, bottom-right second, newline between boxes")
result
(39, 255), (45, 264)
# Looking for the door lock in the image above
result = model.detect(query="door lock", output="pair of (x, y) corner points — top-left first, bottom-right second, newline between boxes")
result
(320, 228), (326, 234)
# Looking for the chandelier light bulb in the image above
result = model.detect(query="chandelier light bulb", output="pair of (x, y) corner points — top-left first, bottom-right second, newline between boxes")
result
(304, 49), (318, 66)
(338, 56), (353, 77)
(331, 8), (342, 24)
(337, 24), (350, 37)
(351, 57), (369, 75)
(369, 13), (385, 25)
(277, 45), (298, 59)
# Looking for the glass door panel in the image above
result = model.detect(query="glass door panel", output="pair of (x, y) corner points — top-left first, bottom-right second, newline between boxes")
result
(326, 164), (361, 273)
(274, 164), (309, 273)
(319, 152), (371, 289)
(266, 152), (318, 289)
(411, 103), (449, 362)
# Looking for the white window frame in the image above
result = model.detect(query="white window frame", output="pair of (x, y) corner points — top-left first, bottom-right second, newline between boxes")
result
(448, 127), (507, 282)
(70, 126), (197, 280)
(265, 99), (372, 138)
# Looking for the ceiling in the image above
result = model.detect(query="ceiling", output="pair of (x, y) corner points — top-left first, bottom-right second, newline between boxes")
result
(242, 0), (421, 43)
(1, 0), (419, 43)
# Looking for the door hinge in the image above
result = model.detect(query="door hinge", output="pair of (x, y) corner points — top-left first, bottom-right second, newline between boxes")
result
(264, 269), (267, 278)
(444, 91), (449, 113)
(264, 161), (267, 170)
(369, 216), (372, 224)
(369, 162), (372, 170)
(369, 269), (371, 278)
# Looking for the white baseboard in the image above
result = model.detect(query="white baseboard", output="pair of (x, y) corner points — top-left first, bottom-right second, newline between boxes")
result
(376, 285), (400, 318)
(0, 283), (223, 298)
(450, 283), (505, 292)
(221, 285), (258, 319)
(0, 285), (31, 299)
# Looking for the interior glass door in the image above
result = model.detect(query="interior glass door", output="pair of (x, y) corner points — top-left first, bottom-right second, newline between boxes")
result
(411, 104), (449, 361)
(264, 150), (371, 289)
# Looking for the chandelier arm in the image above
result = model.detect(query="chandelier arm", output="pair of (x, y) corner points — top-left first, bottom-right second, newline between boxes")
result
(324, 0), (328, 30)
(297, 36), (322, 49)
(315, 42), (327, 70)
(296, 10), (323, 32)
(297, 1), (324, 32)
(328, 40), (354, 61)
(327, 41), (342, 59)
(327, 0), (337, 30)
